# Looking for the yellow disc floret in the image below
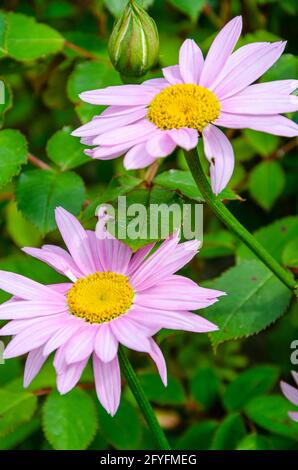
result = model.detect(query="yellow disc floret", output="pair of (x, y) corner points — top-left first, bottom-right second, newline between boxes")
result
(67, 272), (134, 324)
(147, 84), (221, 132)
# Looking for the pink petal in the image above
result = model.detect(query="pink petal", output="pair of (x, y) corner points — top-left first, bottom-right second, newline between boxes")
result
(86, 231), (105, 272)
(203, 124), (235, 195)
(124, 143), (157, 170)
(92, 120), (155, 146)
(72, 108), (147, 137)
(146, 130), (177, 157)
(127, 243), (155, 275)
(43, 319), (82, 356)
(46, 282), (72, 295)
(288, 412), (298, 422)
(234, 80), (298, 96)
(80, 84), (157, 106)
(110, 316), (151, 353)
(168, 128), (198, 150)
(0, 299), (67, 320)
(100, 105), (147, 118)
(129, 306), (218, 333)
(162, 65), (183, 85)
(0, 270), (64, 301)
(281, 381), (298, 406)
(3, 314), (66, 359)
(93, 354), (121, 416)
(57, 358), (88, 395)
(55, 207), (96, 276)
(135, 288), (218, 311)
(221, 92), (298, 115)
(216, 112), (298, 137)
(64, 326), (96, 364)
(131, 236), (199, 291)
(200, 16), (242, 88)
(0, 316), (49, 336)
(24, 346), (49, 388)
(213, 41), (286, 99)
(179, 39), (204, 84)
(149, 339), (167, 386)
(94, 324), (118, 363)
(96, 238), (132, 274)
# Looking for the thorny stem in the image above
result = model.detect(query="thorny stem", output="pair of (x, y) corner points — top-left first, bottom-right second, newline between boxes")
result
(28, 153), (52, 171)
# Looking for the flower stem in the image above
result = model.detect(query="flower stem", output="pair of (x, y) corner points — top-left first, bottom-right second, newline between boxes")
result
(184, 147), (297, 294)
(118, 346), (171, 450)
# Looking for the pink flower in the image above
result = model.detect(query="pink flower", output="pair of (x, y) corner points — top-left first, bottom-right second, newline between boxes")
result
(72, 16), (298, 195)
(0, 207), (223, 416)
(280, 371), (298, 422)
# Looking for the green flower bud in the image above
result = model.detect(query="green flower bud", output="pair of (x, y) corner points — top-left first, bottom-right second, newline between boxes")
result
(108, 0), (159, 79)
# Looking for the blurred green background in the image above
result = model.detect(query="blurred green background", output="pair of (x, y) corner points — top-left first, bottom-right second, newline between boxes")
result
(0, 0), (297, 451)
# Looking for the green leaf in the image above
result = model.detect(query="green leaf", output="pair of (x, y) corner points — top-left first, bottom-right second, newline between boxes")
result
(155, 170), (239, 202)
(174, 421), (217, 450)
(200, 230), (236, 259)
(0, 129), (27, 190)
(236, 433), (271, 450)
(139, 373), (186, 406)
(0, 417), (40, 450)
(244, 395), (298, 441)
(261, 54), (298, 82)
(83, 174), (142, 221)
(16, 169), (85, 234)
(0, 389), (37, 437)
(204, 260), (291, 349)
(67, 60), (119, 103)
(248, 160), (285, 211)
(6, 200), (42, 247)
(0, 79), (13, 126)
(244, 129), (279, 157)
(211, 413), (246, 450)
(42, 389), (98, 450)
(237, 216), (298, 263)
(4, 13), (64, 61)
(282, 238), (298, 268)
(46, 126), (89, 171)
(168, 0), (206, 21)
(190, 368), (220, 409)
(98, 398), (142, 450)
(223, 365), (279, 411)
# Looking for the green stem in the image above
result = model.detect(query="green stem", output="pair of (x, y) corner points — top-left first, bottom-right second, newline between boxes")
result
(118, 346), (171, 450)
(184, 147), (297, 294)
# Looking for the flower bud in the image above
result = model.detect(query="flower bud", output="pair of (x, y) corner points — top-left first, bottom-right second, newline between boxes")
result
(108, 0), (159, 78)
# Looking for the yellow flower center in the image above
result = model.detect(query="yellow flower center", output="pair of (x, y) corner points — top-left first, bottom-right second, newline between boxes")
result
(147, 84), (221, 132)
(67, 272), (134, 324)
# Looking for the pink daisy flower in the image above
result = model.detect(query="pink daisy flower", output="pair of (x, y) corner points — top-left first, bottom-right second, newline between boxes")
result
(72, 16), (298, 195)
(281, 371), (298, 422)
(0, 207), (223, 416)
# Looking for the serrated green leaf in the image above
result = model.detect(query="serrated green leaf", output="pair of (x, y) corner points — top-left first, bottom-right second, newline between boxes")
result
(155, 170), (239, 202)
(0, 129), (27, 190)
(244, 129), (279, 157)
(248, 160), (285, 211)
(0, 389), (37, 437)
(204, 260), (291, 348)
(211, 413), (246, 450)
(16, 169), (85, 234)
(5, 12), (64, 61)
(139, 373), (186, 405)
(98, 398), (142, 450)
(282, 238), (298, 268)
(237, 216), (298, 263)
(244, 395), (298, 441)
(46, 126), (89, 171)
(223, 365), (279, 411)
(42, 389), (98, 450)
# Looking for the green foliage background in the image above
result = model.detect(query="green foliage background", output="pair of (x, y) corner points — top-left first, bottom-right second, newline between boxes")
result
(0, 0), (297, 450)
